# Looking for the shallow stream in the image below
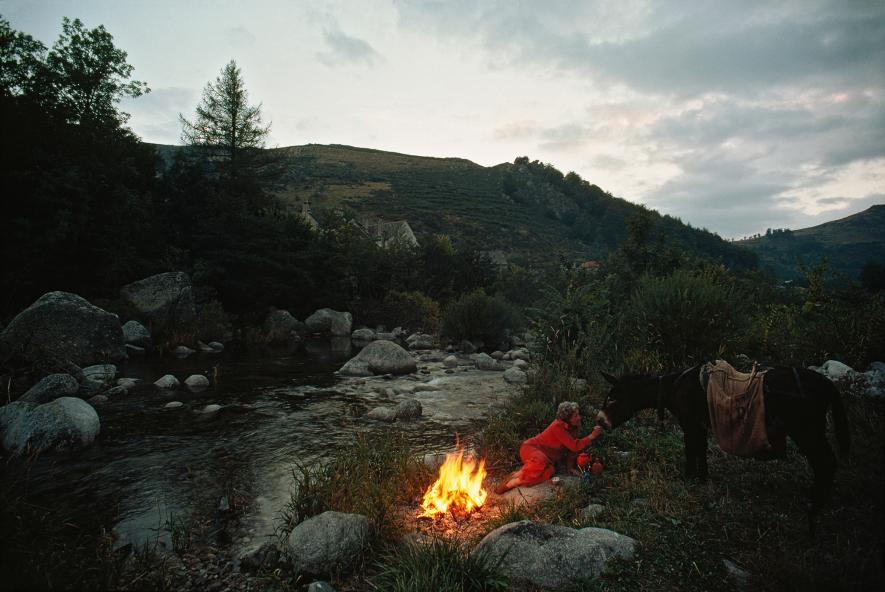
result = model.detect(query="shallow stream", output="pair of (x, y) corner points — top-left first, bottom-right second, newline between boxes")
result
(16, 340), (475, 556)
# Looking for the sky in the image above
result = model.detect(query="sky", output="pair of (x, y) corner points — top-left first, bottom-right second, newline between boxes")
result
(3, 0), (884, 239)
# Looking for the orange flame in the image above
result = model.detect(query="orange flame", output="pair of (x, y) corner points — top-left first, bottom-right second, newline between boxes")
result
(419, 448), (488, 518)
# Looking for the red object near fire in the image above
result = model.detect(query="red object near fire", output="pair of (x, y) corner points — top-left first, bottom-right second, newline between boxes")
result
(577, 453), (591, 468)
(591, 461), (604, 475)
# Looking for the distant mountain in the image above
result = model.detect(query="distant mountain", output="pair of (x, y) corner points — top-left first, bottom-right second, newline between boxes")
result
(736, 205), (885, 281)
(162, 143), (751, 270)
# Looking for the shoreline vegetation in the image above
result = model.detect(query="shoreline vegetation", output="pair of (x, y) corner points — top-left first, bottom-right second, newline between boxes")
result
(1, 14), (883, 592)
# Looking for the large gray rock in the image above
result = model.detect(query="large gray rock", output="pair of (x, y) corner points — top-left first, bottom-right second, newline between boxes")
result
(305, 309), (353, 336)
(0, 397), (100, 454)
(406, 332), (434, 350)
(81, 364), (117, 386)
(472, 521), (635, 590)
(20, 373), (79, 404)
(0, 292), (125, 366)
(264, 310), (304, 343)
(120, 271), (196, 326)
(287, 511), (370, 576)
(154, 374), (180, 389)
(503, 367), (527, 384)
(351, 328), (376, 341)
(475, 353), (501, 371)
(185, 374), (210, 391)
(122, 320), (151, 347)
(338, 340), (417, 376)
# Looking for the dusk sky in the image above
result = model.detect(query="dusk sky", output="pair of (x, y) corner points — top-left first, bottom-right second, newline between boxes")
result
(4, 0), (884, 238)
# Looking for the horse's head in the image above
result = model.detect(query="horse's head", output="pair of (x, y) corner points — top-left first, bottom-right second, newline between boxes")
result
(596, 371), (647, 429)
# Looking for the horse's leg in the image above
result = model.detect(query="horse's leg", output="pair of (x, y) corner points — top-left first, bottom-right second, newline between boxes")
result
(682, 424), (708, 482)
(790, 429), (837, 538)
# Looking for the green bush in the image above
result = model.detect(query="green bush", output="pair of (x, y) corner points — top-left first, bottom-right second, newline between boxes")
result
(383, 290), (442, 333)
(625, 267), (747, 370)
(440, 289), (520, 347)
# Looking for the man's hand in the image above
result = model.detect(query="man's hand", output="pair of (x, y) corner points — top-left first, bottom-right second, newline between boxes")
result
(589, 425), (604, 442)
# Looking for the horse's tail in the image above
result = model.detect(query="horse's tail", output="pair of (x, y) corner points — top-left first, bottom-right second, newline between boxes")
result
(827, 379), (851, 459)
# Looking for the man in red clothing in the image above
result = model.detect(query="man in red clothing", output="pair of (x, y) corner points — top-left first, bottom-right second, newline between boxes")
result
(495, 401), (603, 494)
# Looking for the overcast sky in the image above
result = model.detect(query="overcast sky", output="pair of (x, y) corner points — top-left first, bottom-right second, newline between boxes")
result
(4, 0), (884, 238)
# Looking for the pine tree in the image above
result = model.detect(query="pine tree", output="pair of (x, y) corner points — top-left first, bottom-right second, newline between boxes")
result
(179, 60), (270, 179)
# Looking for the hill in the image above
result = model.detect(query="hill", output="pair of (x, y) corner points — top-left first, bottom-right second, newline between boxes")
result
(737, 205), (885, 281)
(169, 143), (755, 270)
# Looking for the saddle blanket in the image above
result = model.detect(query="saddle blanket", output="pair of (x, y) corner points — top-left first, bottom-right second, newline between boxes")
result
(703, 360), (771, 457)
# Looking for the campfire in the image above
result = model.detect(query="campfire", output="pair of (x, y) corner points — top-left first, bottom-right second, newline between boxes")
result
(419, 447), (488, 519)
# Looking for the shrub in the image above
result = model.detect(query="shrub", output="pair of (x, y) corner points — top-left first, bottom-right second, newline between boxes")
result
(371, 537), (509, 592)
(624, 268), (747, 370)
(382, 290), (442, 333)
(281, 432), (431, 543)
(440, 289), (520, 348)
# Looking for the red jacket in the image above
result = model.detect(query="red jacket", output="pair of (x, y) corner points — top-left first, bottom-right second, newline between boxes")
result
(524, 419), (591, 463)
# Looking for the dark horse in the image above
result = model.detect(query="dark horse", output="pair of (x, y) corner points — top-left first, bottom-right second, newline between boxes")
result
(596, 365), (850, 530)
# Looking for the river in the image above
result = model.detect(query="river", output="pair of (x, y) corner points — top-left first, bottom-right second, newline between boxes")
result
(14, 340), (481, 556)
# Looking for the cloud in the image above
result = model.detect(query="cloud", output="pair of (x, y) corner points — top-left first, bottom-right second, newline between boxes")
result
(395, 1), (885, 98)
(122, 86), (199, 144)
(493, 120), (541, 140)
(316, 27), (383, 67)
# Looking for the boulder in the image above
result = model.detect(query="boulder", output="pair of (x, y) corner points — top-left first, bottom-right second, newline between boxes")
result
(20, 373), (79, 404)
(512, 358), (529, 370)
(471, 521), (635, 590)
(117, 377), (139, 389)
(122, 320), (151, 347)
(197, 340), (215, 353)
(474, 353), (501, 371)
(208, 341), (225, 352)
(351, 328), (376, 341)
(443, 355), (458, 368)
(88, 394), (108, 405)
(459, 340), (477, 354)
(307, 582), (336, 592)
(366, 406), (398, 422)
(490, 350), (505, 360)
(119, 271), (196, 326)
(863, 361), (885, 397)
(81, 364), (117, 386)
(0, 397), (100, 454)
(202, 404), (222, 414)
(185, 375), (210, 391)
(305, 309), (353, 336)
(503, 367), (527, 385)
(164, 401), (184, 409)
(287, 511), (370, 576)
(510, 348), (531, 362)
(406, 332), (434, 350)
(240, 542), (281, 573)
(104, 385), (127, 397)
(0, 291), (125, 366)
(395, 399), (422, 420)
(264, 309), (304, 343)
(174, 345), (194, 358)
(338, 340), (417, 377)
(154, 374), (180, 389)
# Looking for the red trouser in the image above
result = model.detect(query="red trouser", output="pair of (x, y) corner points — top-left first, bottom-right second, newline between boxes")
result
(517, 443), (555, 486)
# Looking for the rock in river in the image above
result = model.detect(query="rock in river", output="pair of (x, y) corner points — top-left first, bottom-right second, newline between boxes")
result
(338, 340), (417, 376)
(0, 291), (125, 366)
(0, 397), (100, 454)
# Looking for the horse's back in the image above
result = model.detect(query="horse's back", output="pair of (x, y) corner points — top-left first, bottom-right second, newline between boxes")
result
(763, 366), (837, 403)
